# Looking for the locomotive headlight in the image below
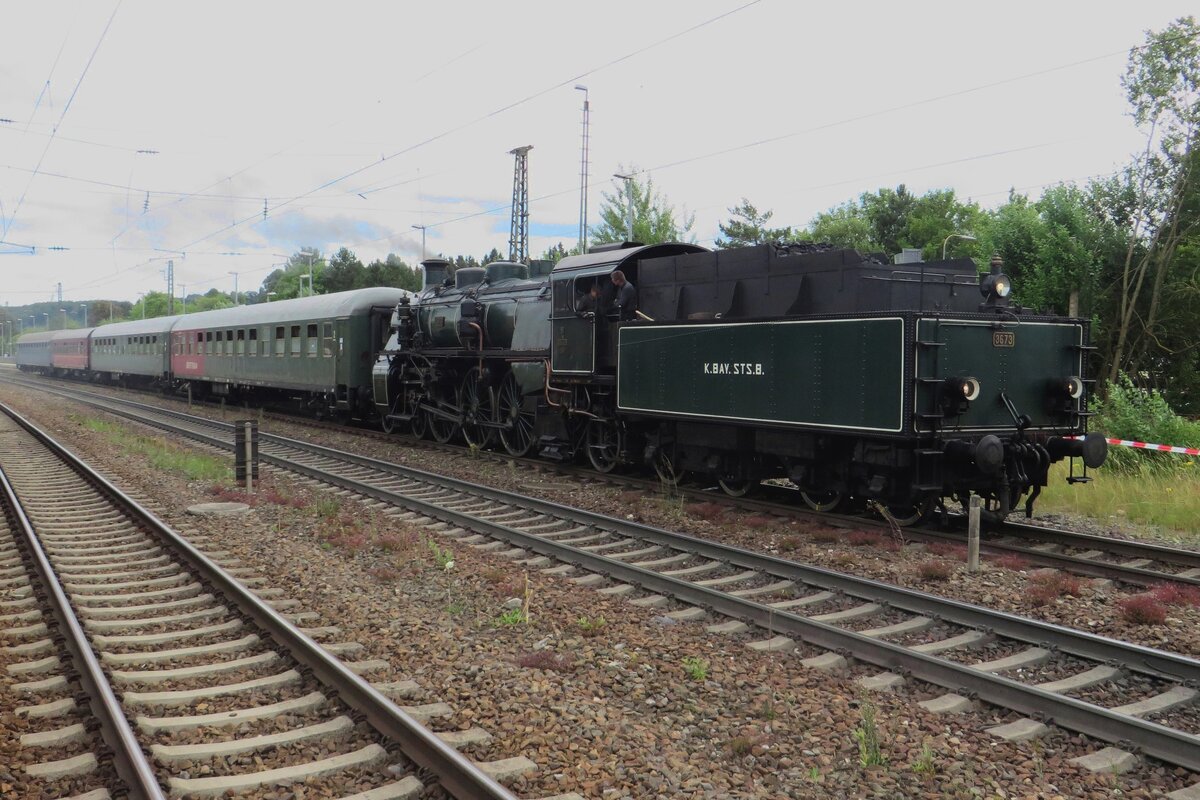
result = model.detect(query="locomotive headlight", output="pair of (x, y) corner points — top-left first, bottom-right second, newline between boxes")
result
(944, 376), (981, 402)
(980, 272), (1012, 300)
(1065, 376), (1084, 399)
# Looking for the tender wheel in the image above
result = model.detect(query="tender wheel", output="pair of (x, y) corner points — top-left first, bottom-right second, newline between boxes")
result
(497, 371), (536, 457)
(380, 413), (398, 434)
(460, 368), (496, 449)
(880, 499), (933, 527)
(800, 490), (844, 512)
(586, 419), (622, 473)
(718, 478), (756, 497)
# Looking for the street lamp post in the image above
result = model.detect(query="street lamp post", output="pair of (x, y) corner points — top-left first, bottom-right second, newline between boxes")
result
(304, 252), (315, 296)
(575, 85), (590, 255)
(41, 313), (48, 329)
(180, 284), (186, 315)
(229, 271), (240, 305)
(80, 303), (88, 327)
(411, 226), (426, 261)
(267, 292), (277, 302)
(136, 293), (146, 320)
(613, 173), (635, 242)
(942, 233), (978, 260)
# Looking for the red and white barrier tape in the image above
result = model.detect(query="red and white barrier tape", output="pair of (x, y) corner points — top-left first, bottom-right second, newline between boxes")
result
(1103, 437), (1200, 456)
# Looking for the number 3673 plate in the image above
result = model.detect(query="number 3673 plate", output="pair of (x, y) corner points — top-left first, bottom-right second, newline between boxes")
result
(992, 331), (1015, 347)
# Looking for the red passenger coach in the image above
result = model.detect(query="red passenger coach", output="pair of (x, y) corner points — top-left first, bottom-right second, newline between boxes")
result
(171, 329), (206, 377)
(50, 329), (94, 372)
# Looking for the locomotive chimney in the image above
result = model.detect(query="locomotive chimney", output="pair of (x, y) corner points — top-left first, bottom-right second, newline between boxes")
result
(421, 259), (451, 291)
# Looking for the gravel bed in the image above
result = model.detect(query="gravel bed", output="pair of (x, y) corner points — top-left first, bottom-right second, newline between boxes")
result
(4, 380), (1199, 797)
(1148, 704), (1200, 735)
(1067, 672), (1175, 707)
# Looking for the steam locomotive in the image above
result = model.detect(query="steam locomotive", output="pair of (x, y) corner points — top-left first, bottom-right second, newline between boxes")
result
(372, 242), (1107, 521)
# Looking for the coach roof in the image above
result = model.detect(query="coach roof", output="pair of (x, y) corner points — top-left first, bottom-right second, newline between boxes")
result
(94, 316), (182, 338)
(170, 287), (411, 330)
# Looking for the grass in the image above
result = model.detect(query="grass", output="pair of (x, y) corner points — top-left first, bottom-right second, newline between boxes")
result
(915, 559), (954, 581)
(682, 656), (709, 681)
(1037, 460), (1200, 537)
(853, 698), (886, 767)
(82, 417), (230, 482)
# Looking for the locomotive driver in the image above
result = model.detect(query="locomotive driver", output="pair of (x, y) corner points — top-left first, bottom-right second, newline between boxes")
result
(610, 270), (638, 320)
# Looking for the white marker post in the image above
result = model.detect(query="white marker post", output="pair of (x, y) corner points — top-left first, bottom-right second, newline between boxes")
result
(244, 421), (254, 493)
(967, 494), (981, 572)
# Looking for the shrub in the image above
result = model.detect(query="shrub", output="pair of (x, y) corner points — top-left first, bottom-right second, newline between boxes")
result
(927, 542), (967, 560)
(1093, 376), (1200, 475)
(1027, 571), (1084, 606)
(847, 531), (882, 547)
(374, 532), (414, 553)
(810, 529), (841, 544)
(688, 502), (726, 521)
(1149, 582), (1200, 607)
(1118, 593), (1168, 625)
(576, 616), (607, 637)
(777, 535), (802, 552)
(992, 553), (1031, 571)
(367, 565), (399, 582)
(915, 559), (953, 581)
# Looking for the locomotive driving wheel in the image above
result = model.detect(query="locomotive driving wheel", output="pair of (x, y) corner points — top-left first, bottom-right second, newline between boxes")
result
(800, 490), (844, 512)
(410, 405), (430, 439)
(652, 444), (681, 488)
(586, 419), (622, 473)
(460, 368), (496, 450)
(718, 478), (756, 497)
(496, 371), (536, 457)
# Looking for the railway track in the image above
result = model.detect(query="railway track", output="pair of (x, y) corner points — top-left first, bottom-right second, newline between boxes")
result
(5, 371), (1199, 594)
(0, 401), (539, 799)
(7, 375), (1200, 777)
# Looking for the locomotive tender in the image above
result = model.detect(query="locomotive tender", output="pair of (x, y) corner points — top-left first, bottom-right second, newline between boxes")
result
(374, 242), (1106, 520)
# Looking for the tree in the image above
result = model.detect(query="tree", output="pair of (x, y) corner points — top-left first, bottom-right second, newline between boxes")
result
(715, 199), (794, 248)
(807, 201), (875, 250)
(322, 247), (365, 293)
(1106, 16), (1200, 386)
(805, 185), (981, 258)
(262, 248), (327, 300)
(591, 171), (695, 245)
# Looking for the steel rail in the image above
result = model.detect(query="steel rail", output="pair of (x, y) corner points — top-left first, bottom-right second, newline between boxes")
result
(15, 380), (1200, 680)
(0, 425), (166, 800)
(0, 401), (518, 800)
(8, 372), (1200, 588)
(18, 385), (1200, 771)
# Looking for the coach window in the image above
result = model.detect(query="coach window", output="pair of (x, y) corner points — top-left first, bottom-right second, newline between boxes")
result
(236, 329), (245, 356)
(248, 328), (258, 356)
(288, 325), (300, 355)
(274, 326), (285, 356)
(322, 322), (334, 357)
(215, 330), (223, 356)
(306, 323), (318, 356)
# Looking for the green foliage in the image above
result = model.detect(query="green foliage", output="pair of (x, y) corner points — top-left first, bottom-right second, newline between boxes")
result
(496, 607), (526, 625)
(575, 615), (606, 636)
(427, 538), (455, 570)
(912, 742), (936, 775)
(853, 698), (886, 767)
(715, 198), (795, 248)
(312, 498), (342, 519)
(82, 417), (230, 482)
(591, 170), (696, 245)
(1092, 376), (1200, 473)
(681, 656), (709, 681)
(805, 184), (982, 260)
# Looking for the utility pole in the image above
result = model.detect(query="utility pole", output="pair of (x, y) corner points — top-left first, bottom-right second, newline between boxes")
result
(181, 284), (186, 315)
(304, 252), (315, 296)
(56, 282), (63, 303)
(80, 303), (87, 327)
(229, 271), (239, 305)
(575, 86), (590, 255)
(165, 259), (175, 315)
(411, 225), (426, 261)
(508, 145), (532, 263)
(613, 173), (636, 242)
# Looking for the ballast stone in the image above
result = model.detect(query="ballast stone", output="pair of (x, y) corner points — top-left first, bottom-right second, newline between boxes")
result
(186, 502), (250, 517)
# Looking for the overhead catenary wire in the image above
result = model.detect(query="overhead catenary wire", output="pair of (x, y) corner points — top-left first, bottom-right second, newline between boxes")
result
(2, 0), (122, 238)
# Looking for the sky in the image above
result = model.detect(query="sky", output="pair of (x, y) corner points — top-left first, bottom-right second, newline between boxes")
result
(0, 0), (1194, 310)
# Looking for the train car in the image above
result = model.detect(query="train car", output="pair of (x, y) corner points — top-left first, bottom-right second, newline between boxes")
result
(170, 288), (409, 419)
(15, 331), (55, 372)
(380, 241), (1105, 521)
(90, 316), (180, 386)
(49, 328), (94, 376)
